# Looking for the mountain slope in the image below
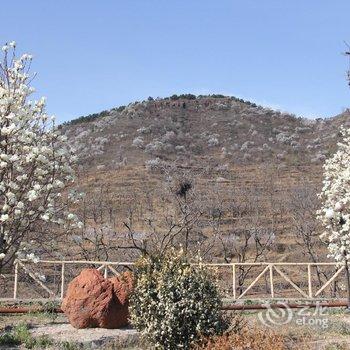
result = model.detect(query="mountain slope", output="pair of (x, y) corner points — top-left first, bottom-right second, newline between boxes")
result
(59, 95), (350, 263)
(62, 95), (348, 172)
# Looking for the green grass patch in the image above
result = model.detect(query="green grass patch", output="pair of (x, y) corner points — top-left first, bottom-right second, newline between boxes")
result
(0, 323), (53, 349)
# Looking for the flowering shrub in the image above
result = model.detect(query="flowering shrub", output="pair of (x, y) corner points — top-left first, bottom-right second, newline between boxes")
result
(208, 136), (219, 147)
(161, 131), (176, 143)
(0, 42), (81, 269)
(129, 249), (226, 349)
(145, 140), (164, 153)
(318, 126), (350, 262)
(145, 157), (163, 171)
(137, 126), (151, 134)
(132, 136), (144, 148)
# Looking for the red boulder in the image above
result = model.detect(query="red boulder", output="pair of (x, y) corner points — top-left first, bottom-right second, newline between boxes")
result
(110, 271), (133, 304)
(61, 268), (133, 329)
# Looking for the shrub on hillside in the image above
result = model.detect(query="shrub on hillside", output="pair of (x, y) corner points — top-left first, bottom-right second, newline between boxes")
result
(170, 93), (197, 101)
(65, 110), (109, 126)
(129, 249), (227, 349)
(145, 157), (163, 171)
(132, 136), (144, 148)
(208, 136), (219, 147)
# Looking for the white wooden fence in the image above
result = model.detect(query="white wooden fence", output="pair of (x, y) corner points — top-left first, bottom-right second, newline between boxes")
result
(6, 259), (347, 302)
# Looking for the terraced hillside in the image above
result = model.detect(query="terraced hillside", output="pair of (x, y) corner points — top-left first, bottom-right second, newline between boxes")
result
(4, 95), (350, 300)
(59, 95), (350, 264)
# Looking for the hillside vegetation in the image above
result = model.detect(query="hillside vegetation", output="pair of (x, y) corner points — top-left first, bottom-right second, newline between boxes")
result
(63, 95), (349, 170)
(50, 95), (349, 276)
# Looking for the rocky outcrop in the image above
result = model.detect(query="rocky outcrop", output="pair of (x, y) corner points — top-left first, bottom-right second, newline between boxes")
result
(61, 268), (133, 329)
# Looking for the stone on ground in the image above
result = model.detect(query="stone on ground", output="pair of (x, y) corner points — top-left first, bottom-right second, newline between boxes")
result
(61, 268), (133, 329)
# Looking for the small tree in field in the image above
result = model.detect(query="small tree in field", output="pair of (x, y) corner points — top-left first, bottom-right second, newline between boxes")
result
(0, 42), (81, 272)
(318, 127), (350, 307)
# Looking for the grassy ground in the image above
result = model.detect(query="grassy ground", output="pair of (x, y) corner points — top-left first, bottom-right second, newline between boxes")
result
(237, 307), (350, 350)
(1, 306), (350, 349)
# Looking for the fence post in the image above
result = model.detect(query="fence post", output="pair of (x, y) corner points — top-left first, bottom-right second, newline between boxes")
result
(13, 261), (18, 300)
(60, 262), (65, 300)
(269, 264), (274, 298)
(232, 264), (236, 300)
(104, 265), (108, 279)
(307, 264), (312, 298)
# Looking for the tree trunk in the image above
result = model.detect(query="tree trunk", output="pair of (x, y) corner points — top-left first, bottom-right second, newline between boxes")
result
(345, 259), (350, 309)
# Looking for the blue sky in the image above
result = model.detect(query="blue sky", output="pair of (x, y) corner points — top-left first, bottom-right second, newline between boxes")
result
(1, 1), (350, 123)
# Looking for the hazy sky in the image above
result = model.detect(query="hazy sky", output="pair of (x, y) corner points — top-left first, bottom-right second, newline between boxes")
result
(1, 1), (350, 123)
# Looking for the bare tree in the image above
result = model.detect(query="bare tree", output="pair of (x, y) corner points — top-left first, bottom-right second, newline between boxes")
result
(288, 184), (338, 294)
(117, 168), (204, 258)
(70, 185), (120, 261)
(205, 185), (276, 295)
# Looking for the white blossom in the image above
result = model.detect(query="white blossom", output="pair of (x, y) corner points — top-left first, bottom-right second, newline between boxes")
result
(0, 43), (81, 269)
(335, 202), (343, 212)
(27, 190), (37, 201)
(318, 126), (350, 262)
(325, 208), (334, 219)
(1, 214), (9, 222)
(67, 213), (75, 220)
(26, 253), (39, 263)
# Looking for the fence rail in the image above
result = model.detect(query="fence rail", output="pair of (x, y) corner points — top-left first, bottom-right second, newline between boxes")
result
(3, 259), (347, 302)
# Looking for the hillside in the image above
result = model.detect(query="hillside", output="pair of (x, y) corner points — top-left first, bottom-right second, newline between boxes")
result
(62, 95), (349, 171)
(3, 95), (348, 300)
(58, 95), (350, 264)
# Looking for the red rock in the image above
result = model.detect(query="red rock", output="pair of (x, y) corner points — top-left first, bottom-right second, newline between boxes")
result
(109, 271), (133, 305)
(106, 271), (134, 329)
(61, 268), (133, 329)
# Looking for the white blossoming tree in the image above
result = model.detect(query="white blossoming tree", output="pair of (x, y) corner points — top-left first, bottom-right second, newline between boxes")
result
(0, 42), (81, 272)
(318, 126), (350, 306)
